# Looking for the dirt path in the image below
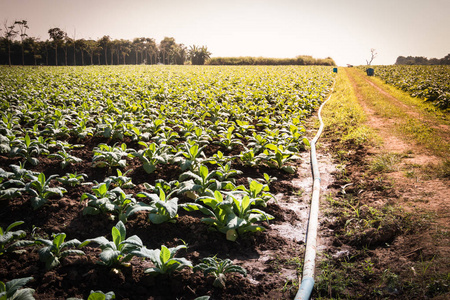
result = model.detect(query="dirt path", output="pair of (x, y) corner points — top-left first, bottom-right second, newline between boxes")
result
(345, 68), (449, 228)
(312, 68), (449, 299)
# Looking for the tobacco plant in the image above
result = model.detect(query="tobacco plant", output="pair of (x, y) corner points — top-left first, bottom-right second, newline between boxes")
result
(92, 143), (133, 169)
(132, 244), (192, 276)
(67, 290), (115, 300)
(194, 256), (247, 288)
(135, 189), (180, 224)
(25, 173), (67, 209)
(173, 141), (206, 171)
(178, 165), (232, 198)
(9, 133), (49, 166)
(80, 221), (143, 267)
(57, 172), (88, 187)
(35, 232), (84, 270)
(81, 182), (139, 222)
(260, 144), (300, 173)
(131, 142), (173, 174)
(0, 277), (35, 300)
(182, 190), (274, 241)
(0, 221), (34, 255)
(234, 178), (276, 207)
(105, 169), (135, 189)
(48, 147), (82, 169)
(214, 126), (244, 151)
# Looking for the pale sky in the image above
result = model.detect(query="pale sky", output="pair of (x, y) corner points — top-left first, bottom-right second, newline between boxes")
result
(1, 0), (449, 66)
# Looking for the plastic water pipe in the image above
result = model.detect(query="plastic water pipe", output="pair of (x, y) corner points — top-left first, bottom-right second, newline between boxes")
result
(295, 84), (334, 300)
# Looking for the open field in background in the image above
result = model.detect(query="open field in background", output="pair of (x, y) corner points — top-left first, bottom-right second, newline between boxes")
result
(1, 64), (449, 300)
(357, 65), (450, 110)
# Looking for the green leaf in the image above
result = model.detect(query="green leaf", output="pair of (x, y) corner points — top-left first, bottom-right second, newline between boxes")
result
(53, 233), (66, 249)
(5, 221), (24, 233)
(148, 213), (169, 225)
(160, 245), (171, 264)
(111, 227), (121, 247)
(4, 277), (33, 298)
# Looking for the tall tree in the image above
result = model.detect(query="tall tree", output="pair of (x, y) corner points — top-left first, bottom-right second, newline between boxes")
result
(188, 45), (211, 65)
(171, 43), (187, 65)
(75, 39), (87, 65)
(2, 20), (18, 66)
(84, 40), (98, 65)
(71, 30), (77, 65)
(24, 37), (41, 65)
(62, 35), (72, 65)
(48, 27), (66, 66)
(98, 35), (111, 65)
(142, 38), (157, 64)
(119, 39), (131, 64)
(14, 20), (29, 65)
(132, 37), (145, 64)
(159, 37), (176, 64)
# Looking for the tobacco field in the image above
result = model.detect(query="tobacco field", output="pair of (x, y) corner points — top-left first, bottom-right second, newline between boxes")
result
(0, 65), (335, 299)
(360, 65), (450, 110)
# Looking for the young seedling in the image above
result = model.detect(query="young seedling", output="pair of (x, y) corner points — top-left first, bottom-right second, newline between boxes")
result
(182, 190), (274, 241)
(194, 256), (247, 288)
(136, 189), (179, 224)
(57, 172), (88, 187)
(80, 221), (143, 267)
(0, 277), (35, 300)
(25, 172), (67, 209)
(35, 232), (84, 270)
(132, 244), (192, 276)
(67, 290), (115, 300)
(0, 221), (34, 255)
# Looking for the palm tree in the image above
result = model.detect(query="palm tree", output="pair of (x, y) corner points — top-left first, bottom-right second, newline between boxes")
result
(189, 45), (211, 65)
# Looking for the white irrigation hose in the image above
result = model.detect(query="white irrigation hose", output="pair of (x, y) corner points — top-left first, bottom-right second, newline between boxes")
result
(295, 83), (334, 300)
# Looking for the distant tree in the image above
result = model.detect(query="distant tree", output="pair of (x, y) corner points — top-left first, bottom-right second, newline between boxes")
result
(48, 27), (66, 66)
(159, 37), (176, 64)
(171, 43), (187, 65)
(142, 38), (157, 64)
(119, 39), (131, 64)
(2, 20), (18, 66)
(110, 39), (118, 65)
(94, 44), (103, 64)
(62, 35), (73, 65)
(132, 37), (144, 64)
(441, 54), (450, 65)
(189, 45), (211, 65)
(84, 40), (98, 65)
(24, 37), (41, 65)
(14, 20), (29, 65)
(75, 39), (87, 65)
(98, 35), (111, 65)
(71, 30), (77, 65)
(145, 38), (158, 64)
(366, 48), (377, 65)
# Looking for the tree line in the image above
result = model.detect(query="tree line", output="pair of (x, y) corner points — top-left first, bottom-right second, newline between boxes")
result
(395, 54), (450, 65)
(1, 20), (212, 66)
(208, 55), (335, 66)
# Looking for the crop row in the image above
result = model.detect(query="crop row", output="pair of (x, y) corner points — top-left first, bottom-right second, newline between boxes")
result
(360, 65), (450, 109)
